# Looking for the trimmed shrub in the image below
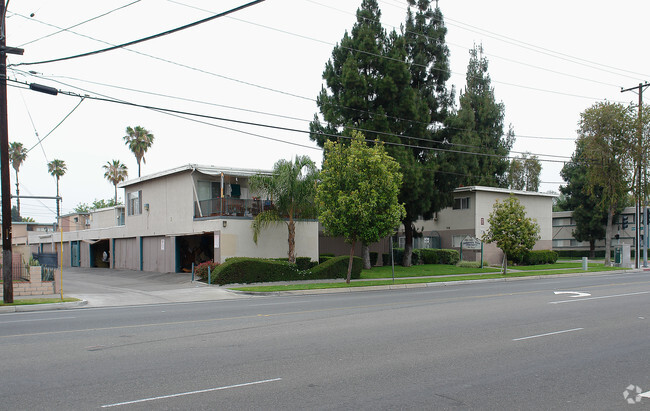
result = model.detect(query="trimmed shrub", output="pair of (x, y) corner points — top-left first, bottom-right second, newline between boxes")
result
(382, 253), (390, 266)
(308, 255), (362, 280)
(212, 255), (362, 285)
(195, 260), (220, 281)
(212, 258), (300, 285)
(418, 249), (460, 265)
(411, 249), (422, 265)
(369, 252), (378, 266)
(522, 250), (558, 265)
(319, 256), (333, 264)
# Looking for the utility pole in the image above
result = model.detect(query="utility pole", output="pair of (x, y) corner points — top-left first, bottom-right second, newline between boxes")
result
(1, 3), (23, 303)
(621, 82), (650, 269)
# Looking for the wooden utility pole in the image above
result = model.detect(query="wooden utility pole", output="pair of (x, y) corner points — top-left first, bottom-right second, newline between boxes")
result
(1, 4), (23, 303)
(621, 82), (650, 269)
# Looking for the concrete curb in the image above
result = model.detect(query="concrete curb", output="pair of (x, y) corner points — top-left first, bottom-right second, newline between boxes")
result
(228, 269), (640, 296)
(0, 300), (88, 313)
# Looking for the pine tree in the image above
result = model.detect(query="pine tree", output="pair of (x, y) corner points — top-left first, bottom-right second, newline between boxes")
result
(448, 44), (513, 187)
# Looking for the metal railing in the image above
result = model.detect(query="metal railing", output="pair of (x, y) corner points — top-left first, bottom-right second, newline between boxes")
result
(195, 198), (274, 218)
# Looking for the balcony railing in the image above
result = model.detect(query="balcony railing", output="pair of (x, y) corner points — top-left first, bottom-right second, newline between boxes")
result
(195, 198), (274, 218)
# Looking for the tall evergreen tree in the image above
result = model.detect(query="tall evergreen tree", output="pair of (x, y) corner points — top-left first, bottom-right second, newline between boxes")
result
(311, 0), (457, 266)
(447, 44), (513, 187)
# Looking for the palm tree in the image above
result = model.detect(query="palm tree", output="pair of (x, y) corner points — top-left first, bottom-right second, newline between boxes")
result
(47, 159), (67, 219)
(8, 142), (27, 217)
(103, 160), (128, 204)
(250, 156), (318, 263)
(123, 126), (154, 177)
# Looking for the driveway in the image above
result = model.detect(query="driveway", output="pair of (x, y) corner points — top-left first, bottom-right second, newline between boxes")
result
(58, 267), (247, 307)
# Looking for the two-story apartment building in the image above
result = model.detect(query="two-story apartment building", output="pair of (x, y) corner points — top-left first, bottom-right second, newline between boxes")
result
(28, 164), (319, 273)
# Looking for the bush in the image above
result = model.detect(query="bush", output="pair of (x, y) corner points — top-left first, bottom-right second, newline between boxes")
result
(411, 249), (422, 265)
(308, 255), (362, 280)
(418, 249), (460, 265)
(369, 252), (378, 266)
(456, 261), (483, 269)
(212, 255), (362, 285)
(382, 253), (390, 266)
(212, 258), (301, 285)
(319, 256), (333, 264)
(195, 260), (220, 281)
(522, 250), (558, 265)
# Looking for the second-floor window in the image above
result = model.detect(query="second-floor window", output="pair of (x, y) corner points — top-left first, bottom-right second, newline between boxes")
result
(453, 197), (470, 210)
(128, 190), (142, 216)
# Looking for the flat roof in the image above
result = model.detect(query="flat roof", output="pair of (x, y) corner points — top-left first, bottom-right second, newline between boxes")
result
(454, 186), (557, 198)
(119, 164), (272, 188)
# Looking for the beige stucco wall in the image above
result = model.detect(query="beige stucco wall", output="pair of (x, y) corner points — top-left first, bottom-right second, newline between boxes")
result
(214, 219), (319, 263)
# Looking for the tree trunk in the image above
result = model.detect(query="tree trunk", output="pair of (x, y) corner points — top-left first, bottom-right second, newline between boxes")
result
(56, 177), (60, 219)
(287, 219), (296, 264)
(15, 170), (20, 217)
(589, 239), (595, 259)
(402, 222), (413, 267)
(362, 243), (371, 269)
(114, 184), (118, 205)
(503, 251), (507, 275)
(604, 208), (613, 266)
(347, 240), (356, 284)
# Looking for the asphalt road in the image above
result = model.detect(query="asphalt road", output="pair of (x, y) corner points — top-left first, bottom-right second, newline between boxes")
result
(1, 271), (649, 410)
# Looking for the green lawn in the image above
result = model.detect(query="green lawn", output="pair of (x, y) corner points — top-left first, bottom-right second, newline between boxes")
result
(360, 264), (500, 279)
(510, 262), (604, 271)
(0, 297), (79, 306)
(229, 263), (625, 293)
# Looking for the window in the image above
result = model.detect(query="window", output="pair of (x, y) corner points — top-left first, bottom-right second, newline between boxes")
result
(452, 235), (467, 248)
(453, 197), (470, 210)
(127, 190), (142, 216)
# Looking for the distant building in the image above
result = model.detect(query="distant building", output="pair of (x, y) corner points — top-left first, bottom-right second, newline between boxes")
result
(28, 164), (319, 272)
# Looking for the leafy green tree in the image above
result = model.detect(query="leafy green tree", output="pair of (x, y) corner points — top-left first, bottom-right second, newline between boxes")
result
(578, 102), (635, 266)
(9, 141), (27, 216)
(74, 198), (122, 213)
(47, 159), (67, 218)
(447, 44), (513, 187)
(21, 216), (35, 222)
(508, 152), (541, 191)
(481, 196), (540, 274)
(311, 0), (458, 266)
(317, 132), (405, 283)
(250, 156), (319, 264)
(559, 140), (608, 257)
(103, 160), (128, 205)
(124, 126), (154, 177)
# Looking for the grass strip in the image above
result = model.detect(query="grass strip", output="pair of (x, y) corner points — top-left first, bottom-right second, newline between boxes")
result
(0, 298), (80, 306)
(230, 266), (625, 292)
(360, 264), (500, 279)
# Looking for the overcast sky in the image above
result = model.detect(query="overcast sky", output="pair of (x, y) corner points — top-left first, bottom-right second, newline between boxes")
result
(4, 0), (648, 223)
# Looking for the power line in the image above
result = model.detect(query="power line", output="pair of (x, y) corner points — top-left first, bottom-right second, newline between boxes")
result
(17, 0), (143, 47)
(10, 78), (572, 164)
(10, 0), (266, 67)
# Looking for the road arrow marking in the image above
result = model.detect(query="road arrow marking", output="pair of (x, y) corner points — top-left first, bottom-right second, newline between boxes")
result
(554, 291), (591, 298)
(640, 391), (650, 399)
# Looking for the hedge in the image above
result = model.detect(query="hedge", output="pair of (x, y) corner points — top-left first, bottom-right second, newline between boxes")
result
(418, 249), (460, 265)
(308, 255), (362, 280)
(211, 255), (362, 285)
(369, 252), (378, 266)
(271, 257), (315, 271)
(522, 250), (558, 265)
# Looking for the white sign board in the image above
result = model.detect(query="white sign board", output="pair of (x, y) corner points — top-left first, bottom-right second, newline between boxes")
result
(461, 237), (482, 250)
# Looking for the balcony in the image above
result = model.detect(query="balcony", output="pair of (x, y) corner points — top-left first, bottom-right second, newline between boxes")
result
(194, 197), (274, 219)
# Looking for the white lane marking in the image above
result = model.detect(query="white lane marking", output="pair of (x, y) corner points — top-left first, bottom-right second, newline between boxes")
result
(554, 291), (591, 298)
(641, 390), (650, 399)
(513, 328), (584, 341)
(0, 316), (76, 324)
(101, 378), (282, 408)
(549, 291), (650, 304)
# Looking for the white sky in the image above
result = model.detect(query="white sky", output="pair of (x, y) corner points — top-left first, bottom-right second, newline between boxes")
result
(3, 0), (648, 223)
